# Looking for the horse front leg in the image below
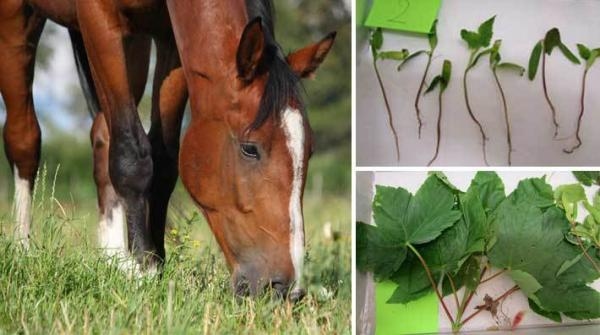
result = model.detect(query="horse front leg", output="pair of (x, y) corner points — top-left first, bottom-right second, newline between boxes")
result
(76, 0), (157, 271)
(0, 1), (46, 247)
(147, 38), (188, 261)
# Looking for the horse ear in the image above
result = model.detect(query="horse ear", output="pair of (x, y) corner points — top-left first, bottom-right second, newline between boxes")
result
(286, 32), (336, 79)
(237, 17), (265, 82)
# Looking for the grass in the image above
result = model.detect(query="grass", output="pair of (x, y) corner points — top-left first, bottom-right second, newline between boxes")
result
(0, 158), (351, 333)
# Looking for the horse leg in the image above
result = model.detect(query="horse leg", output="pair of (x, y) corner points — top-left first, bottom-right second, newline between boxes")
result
(89, 36), (151, 260)
(76, 1), (157, 270)
(0, 2), (46, 246)
(147, 38), (188, 261)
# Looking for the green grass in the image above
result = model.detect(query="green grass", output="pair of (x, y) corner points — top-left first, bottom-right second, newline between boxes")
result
(0, 160), (351, 334)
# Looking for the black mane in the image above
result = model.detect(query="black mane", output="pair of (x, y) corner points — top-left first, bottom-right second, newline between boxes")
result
(245, 0), (304, 130)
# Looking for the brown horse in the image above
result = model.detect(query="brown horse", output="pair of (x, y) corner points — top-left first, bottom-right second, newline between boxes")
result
(0, 0), (335, 300)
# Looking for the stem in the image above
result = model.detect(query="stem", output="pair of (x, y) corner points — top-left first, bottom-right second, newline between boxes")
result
(407, 243), (455, 324)
(459, 285), (520, 327)
(427, 89), (443, 166)
(446, 273), (460, 310)
(480, 269), (506, 284)
(415, 53), (433, 138)
(456, 261), (488, 325)
(493, 69), (512, 166)
(463, 58), (489, 166)
(373, 59), (401, 161)
(568, 220), (600, 273)
(542, 51), (560, 138)
(564, 68), (588, 154)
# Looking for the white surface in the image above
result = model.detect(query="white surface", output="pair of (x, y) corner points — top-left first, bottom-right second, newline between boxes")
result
(357, 0), (600, 166)
(371, 171), (600, 332)
(13, 166), (31, 248)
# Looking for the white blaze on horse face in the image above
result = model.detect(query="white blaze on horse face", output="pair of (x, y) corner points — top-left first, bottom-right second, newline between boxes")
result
(281, 107), (305, 287)
(97, 202), (127, 258)
(13, 166), (32, 247)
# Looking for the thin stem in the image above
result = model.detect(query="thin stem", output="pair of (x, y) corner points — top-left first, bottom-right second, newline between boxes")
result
(480, 269), (506, 284)
(463, 60), (489, 166)
(415, 53), (433, 138)
(407, 243), (455, 324)
(564, 68), (588, 154)
(428, 89), (443, 166)
(542, 51), (560, 138)
(493, 69), (512, 166)
(568, 219), (600, 273)
(446, 273), (460, 310)
(373, 59), (401, 161)
(459, 285), (520, 327)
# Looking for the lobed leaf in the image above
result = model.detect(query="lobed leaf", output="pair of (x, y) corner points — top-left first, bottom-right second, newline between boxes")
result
(356, 221), (408, 280)
(461, 29), (481, 49)
(572, 171), (600, 186)
(477, 16), (496, 48)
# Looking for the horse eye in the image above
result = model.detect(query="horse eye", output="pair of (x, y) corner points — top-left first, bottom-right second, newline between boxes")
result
(240, 143), (261, 160)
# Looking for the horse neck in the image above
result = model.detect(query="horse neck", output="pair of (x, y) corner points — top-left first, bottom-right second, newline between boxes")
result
(167, 0), (250, 120)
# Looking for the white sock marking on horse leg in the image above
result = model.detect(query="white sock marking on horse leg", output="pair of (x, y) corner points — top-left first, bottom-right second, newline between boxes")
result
(98, 202), (127, 258)
(282, 107), (305, 288)
(13, 166), (32, 248)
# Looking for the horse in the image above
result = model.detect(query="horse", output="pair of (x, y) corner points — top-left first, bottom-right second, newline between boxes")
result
(0, 0), (335, 301)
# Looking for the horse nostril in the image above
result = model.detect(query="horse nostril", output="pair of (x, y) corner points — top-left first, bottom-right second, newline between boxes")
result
(234, 278), (251, 297)
(289, 287), (306, 303)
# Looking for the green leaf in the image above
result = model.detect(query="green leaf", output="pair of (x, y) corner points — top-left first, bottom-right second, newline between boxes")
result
(378, 50), (409, 61)
(577, 43), (591, 60)
(461, 29), (481, 49)
(397, 50), (428, 71)
(457, 256), (482, 291)
(556, 253), (584, 277)
(370, 28), (383, 51)
(387, 255), (431, 304)
(356, 222), (408, 280)
(440, 60), (452, 90)
(429, 20), (438, 50)
(544, 28), (561, 55)
(586, 49), (600, 70)
(496, 62), (525, 76)
(509, 270), (543, 302)
(528, 299), (562, 323)
(469, 172), (506, 213)
(528, 41), (543, 80)
(425, 76), (442, 94)
(555, 183), (586, 219)
(460, 187), (487, 254)
(558, 43), (581, 64)
(428, 171), (462, 193)
(477, 16), (496, 48)
(573, 171), (600, 186)
(511, 177), (555, 209)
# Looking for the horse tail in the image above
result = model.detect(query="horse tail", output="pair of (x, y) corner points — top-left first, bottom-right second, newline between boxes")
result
(68, 29), (100, 117)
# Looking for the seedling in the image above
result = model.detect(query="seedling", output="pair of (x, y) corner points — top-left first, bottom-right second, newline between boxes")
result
(396, 20), (439, 138)
(528, 28), (581, 138)
(460, 16), (497, 165)
(358, 172), (600, 333)
(563, 44), (600, 154)
(369, 28), (408, 161)
(424, 59), (452, 166)
(488, 40), (525, 165)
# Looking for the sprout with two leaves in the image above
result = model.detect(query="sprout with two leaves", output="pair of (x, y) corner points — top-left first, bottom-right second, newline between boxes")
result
(528, 28), (581, 138)
(369, 28), (409, 161)
(424, 60), (451, 166)
(460, 16), (497, 165)
(563, 44), (600, 154)
(488, 40), (525, 166)
(396, 20), (439, 138)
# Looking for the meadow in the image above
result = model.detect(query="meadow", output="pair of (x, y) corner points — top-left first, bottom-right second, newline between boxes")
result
(0, 137), (351, 334)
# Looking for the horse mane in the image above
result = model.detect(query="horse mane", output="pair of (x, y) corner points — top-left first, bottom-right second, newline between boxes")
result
(245, 0), (304, 131)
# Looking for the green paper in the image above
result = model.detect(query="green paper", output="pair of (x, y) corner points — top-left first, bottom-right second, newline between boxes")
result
(365, 0), (442, 34)
(376, 282), (438, 334)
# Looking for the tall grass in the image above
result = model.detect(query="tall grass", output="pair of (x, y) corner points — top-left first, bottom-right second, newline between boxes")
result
(0, 155), (350, 333)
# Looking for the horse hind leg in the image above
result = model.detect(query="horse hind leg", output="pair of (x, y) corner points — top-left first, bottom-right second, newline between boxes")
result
(0, 3), (46, 247)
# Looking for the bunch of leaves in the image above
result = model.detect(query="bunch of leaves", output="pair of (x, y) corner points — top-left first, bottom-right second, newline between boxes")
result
(460, 16), (497, 165)
(369, 28), (409, 161)
(573, 171), (600, 187)
(488, 40), (525, 166)
(396, 20), (439, 138)
(423, 60), (452, 166)
(554, 183), (600, 273)
(357, 172), (600, 332)
(563, 44), (600, 154)
(528, 28), (581, 138)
